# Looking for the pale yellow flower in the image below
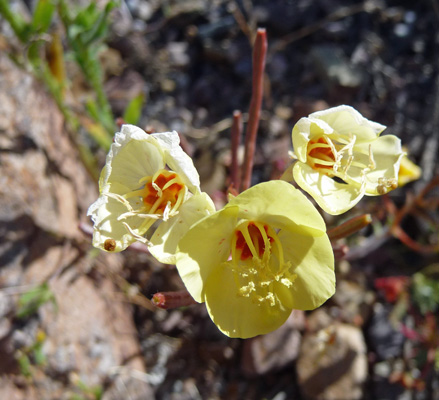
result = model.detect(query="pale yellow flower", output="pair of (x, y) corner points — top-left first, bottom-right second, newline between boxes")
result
(87, 124), (215, 263)
(292, 105), (404, 214)
(175, 181), (335, 338)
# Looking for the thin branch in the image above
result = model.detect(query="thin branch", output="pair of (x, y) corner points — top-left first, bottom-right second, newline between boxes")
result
(327, 214), (372, 241)
(230, 110), (243, 191)
(151, 290), (197, 310)
(240, 28), (267, 192)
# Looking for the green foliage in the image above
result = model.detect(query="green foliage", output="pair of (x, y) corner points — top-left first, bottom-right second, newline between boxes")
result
(123, 93), (146, 125)
(71, 380), (103, 400)
(59, 0), (119, 135)
(16, 282), (56, 319)
(15, 330), (47, 378)
(32, 0), (56, 33)
(17, 351), (32, 378)
(412, 272), (439, 315)
(0, 0), (31, 41)
(67, 1), (117, 47)
(0, 0), (121, 179)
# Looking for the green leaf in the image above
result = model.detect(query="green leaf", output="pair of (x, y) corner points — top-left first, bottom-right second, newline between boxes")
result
(72, 2), (99, 30)
(16, 282), (57, 319)
(0, 0), (31, 42)
(122, 93), (145, 125)
(412, 273), (439, 315)
(80, 1), (118, 46)
(33, 343), (47, 366)
(31, 0), (56, 33)
(17, 352), (32, 377)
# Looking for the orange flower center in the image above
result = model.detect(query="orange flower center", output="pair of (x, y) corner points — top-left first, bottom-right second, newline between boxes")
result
(228, 220), (296, 306)
(307, 136), (336, 172)
(123, 169), (187, 218)
(235, 222), (273, 261)
(142, 171), (185, 214)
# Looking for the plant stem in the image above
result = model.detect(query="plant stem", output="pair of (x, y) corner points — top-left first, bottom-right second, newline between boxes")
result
(327, 214), (372, 241)
(230, 110), (243, 191)
(0, 0), (29, 42)
(240, 28), (267, 192)
(151, 290), (197, 310)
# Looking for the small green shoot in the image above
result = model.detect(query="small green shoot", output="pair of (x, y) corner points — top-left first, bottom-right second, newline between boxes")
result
(123, 93), (145, 125)
(16, 282), (57, 319)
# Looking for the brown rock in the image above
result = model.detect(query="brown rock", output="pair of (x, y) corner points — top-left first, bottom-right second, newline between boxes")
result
(0, 51), (149, 398)
(297, 323), (368, 400)
(241, 310), (305, 377)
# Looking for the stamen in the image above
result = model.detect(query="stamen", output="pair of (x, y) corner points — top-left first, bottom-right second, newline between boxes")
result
(227, 220), (295, 307)
(377, 177), (398, 194)
(122, 221), (150, 244)
(239, 225), (259, 260)
(307, 133), (375, 183)
(118, 169), (187, 240)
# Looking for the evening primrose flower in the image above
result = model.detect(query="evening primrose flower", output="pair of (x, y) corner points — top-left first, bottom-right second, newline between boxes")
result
(291, 105), (404, 215)
(175, 181), (335, 338)
(87, 124), (215, 263)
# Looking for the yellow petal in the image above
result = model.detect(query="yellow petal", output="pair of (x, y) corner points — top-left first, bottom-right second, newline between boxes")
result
(104, 125), (165, 190)
(149, 192), (216, 264)
(176, 206), (239, 302)
(279, 230), (335, 310)
(357, 135), (404, 195)
(87, 194), (146, 252)
(293, 162), (365, 215)
(310, 105), (385, 142)
(226, 180), (327, 236)
(204, 265), (292, 338)
(398, 154), (422, 187)
(152, 131), (201, 195)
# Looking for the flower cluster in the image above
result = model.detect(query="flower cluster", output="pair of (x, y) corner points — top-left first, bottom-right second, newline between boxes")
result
(88, 105), (410, 338)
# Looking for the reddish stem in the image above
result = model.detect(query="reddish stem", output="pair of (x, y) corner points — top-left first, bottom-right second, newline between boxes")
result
(240, 28), (267, 192)
(230, 110), (243, 191)
(327, 214), (372, 241)
(151, 290), (197, 310)
(391, 225), (439, 254)
(384, 175), (439, 254)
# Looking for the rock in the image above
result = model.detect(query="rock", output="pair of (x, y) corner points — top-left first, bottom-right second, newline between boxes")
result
(167, 42), (191, 67)
(332, 280), (375, 326)
(367, 303), (405, 360)
(241, 311), (305, 377)
(310, 45), (365, 89)
(306, 308), (334, 333)
(0, 51), (150, 398)
(297, 323), (368, 400)
(0, 376), (38, 400)
(102, 371), (156, 400)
